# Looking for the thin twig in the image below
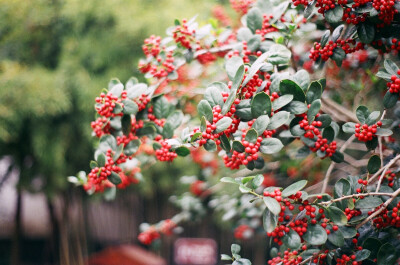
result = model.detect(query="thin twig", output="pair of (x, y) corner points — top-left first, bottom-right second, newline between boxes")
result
(369, 154), (400, 184)
(356, 187), (400, 229)
(320, 192), (393, 205)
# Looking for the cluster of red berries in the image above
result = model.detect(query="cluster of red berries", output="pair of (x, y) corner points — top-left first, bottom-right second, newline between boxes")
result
(336, 253), (363, 265)
(316, 0), (347, 13)
(309, 41), (337, 61)
(155, 140), (178, 162)
(138, 227), (160, 245)
(387, 70), (400, 94)
(372, 0), (398, 26)
(95, 91), (127, 118)
(196, 51), (217, 65)
(241, 70), (264, 98)
(223, 136), (263, 169)
(229, 0), (255, 14)
(139, 50), (176, 79)
(384, 170), (397, 187)
(234, 224), (254, 240)
(342, 9), (367, 25)
(135, 94), (151, 111)
(344, 207), (362, 221)
(390, 38), (400, 53)
(86, 149), (123, 192)
(354, 121), (381, 142)
(268, 249), (304, 265)
(299, 115), (323, 139)
(373, 202), (400, 229)
(190, 180), (206, 196)
(159, 219), (177, 235)
(255, 15), (279, 39)
(117, 167), (140, 189)
(142, 35), (162, 58)
(173, 19), (195, 49)
(198, 104), (239, 147)
(91, 117), (111, 138)
(147, 107), (166, 127)
(310, 135), (337, 158)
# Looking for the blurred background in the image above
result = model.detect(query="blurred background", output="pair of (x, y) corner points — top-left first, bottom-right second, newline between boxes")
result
(0, 0), (265, 264)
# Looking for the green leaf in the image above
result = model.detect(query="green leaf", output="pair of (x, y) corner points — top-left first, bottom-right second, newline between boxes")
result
(122, 100), (139, 115)
(307, 99), (321, 123)
(304, 0), (317, 18)
(331, 151), (344, 163)
(153, 97), (171, 119)
(239, 184), (252, 193)
(365, 137), (378, 150)
(222, 65), (245, 115)
(166, 110), (184, 130)
(191, 132), (202, 142)
(293, 70), (310, 91)
(121, 115), (132, 136)
(267, 44), (291, 65)
(175, 146), (190, 157)
(220, 177), (241, 185)
(376, 70), (392, 81)
(356, 105), (370, 124)
(328, 229), (344, 247)
(225, 56), (244, 81)
(248, 35), (261, 52)
(247, 7), (263, 33)
(99, 135), (117, 153)
(322, 126), (335, 142)
(357, 23), (375, 44)
(355, 249), (371, 261)
(306, 81), (323, 104)
(198, 100), (213, 122)
(280, 80), (306, 102)
(124, 139), (141, 156)
(108, 172), (122, 185)
(342, 122), (356, 133)
(377, 243), (397, 265)
(243, 52), (269, 87)
(109, 80), (123, 96)
(325, 5), (344, 24)
(367, 155), (381, 174)
(263, 208), (278, 233)
(263, 197), (281, 215)
(375, 128), (393, 136)
(326, 206), (347, 226)
(204, 140), (217, 152)
(235, 99), (252, 121)
(231, 244), (241, 254)
(220, 133), (231, 152)
(366, 111), (380, 125)
(281, 180), (307, 197)
(334, 178), (351, 198)
(252, 115), (270, 135)
(221, 254), (232, 261)
(383, 91), (399, 109)
(162, 122), (174, 139)
(272, 94), (293, 110)
(285, 101), (308, 114)
(339, 226), (357, 238)
(315, 114), (332, 128)
(267, 111), (290, 130)
(251, 92), (272, 118)
(97, 152), (106, 167)
(215, 117), (233, 133)
(252, 174), (264, 187)
(303, 224), (328, 245)
(355, 196), (383, 209)
(363, 238), (382, 260)
(331, 47), (346, 66)
(205, 87), (224, 108)
(260, 138), (284, 154)
(90, 160), (98, 169)
(384, 59), (400, 76)
(233, 140), (245, 153)
(126, 83), (148, 99)
(245, 128), (258, 143)
(282, 230), (301, 250)
(332, 24), (344, 42)
(200, 116), (207, 132)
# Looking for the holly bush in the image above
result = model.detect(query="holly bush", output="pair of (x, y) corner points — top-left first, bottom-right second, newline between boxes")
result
(70, 0), (400, 264)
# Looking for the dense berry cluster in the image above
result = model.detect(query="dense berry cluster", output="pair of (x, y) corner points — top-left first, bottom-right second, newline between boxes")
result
(91, 117), (111, 138)
(173, 19), (195, 49)
(155, 140), (178, 162)
(268, 249), (303, 265)
(309, 40), (364, 62)
(85, 149), (123, 192)
(354, 121), (381, 142)
(299, 115), (322, 138)
(387, 70), (400, 94)
(373, 202), (400, 228)
(234, 224), (254, 240)
(138, 227), (160, 245)
(309, 135), (337, 157)
(229, 0), (255, 14)
(95, 91), (127, 118)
